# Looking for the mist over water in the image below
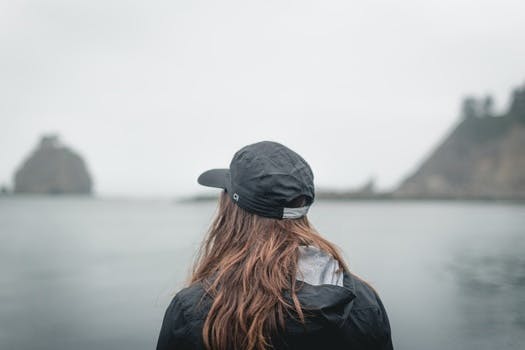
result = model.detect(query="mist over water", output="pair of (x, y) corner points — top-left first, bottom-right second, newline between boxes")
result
(1, 197), (524, 350)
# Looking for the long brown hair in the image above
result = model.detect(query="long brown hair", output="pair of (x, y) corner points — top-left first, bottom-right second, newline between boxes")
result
(190, 191), (349, 350)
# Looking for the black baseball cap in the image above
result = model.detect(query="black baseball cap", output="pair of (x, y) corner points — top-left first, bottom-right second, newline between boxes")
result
(197, 141), (315, 219)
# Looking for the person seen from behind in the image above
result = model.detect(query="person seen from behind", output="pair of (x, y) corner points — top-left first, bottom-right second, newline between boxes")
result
(156, 141), (393, 350)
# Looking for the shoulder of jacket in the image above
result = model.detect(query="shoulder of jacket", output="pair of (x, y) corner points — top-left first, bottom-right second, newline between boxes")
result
(171, 283), (210, 322)
(344, 272), (392, 347)
(347, 272), (383, 309)
(157, 284), (209, 350)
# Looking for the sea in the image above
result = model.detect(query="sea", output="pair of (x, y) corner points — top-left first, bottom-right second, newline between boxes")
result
(1, 196), (524, 350)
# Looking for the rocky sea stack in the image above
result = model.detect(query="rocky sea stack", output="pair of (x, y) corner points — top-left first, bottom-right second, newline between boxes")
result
(396, 82), (525, 199)
(14, 135), (93, 195)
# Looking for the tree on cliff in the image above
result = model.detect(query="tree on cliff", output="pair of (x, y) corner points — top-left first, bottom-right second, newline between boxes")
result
(396, 81), (525, 199)
(481, 95), (494, 118)
(460, 97), (479, 119)
(460, 95), (494, 119)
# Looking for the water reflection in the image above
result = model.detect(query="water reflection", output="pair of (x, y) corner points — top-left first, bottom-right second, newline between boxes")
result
(449, 233), (525, 348)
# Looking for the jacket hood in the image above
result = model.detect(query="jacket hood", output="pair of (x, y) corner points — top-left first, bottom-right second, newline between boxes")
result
(284, 246), (356, 333)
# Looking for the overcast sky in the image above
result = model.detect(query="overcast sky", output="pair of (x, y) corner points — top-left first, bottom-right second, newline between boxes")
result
(1, 0), (524, 197)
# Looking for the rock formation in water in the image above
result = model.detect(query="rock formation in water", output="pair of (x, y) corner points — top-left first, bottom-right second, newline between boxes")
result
(13, 135), (93, 194)
(396, 82), (525, 199)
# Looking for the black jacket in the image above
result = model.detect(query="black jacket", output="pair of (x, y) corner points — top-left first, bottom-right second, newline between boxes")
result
(156, 270), (393, 350)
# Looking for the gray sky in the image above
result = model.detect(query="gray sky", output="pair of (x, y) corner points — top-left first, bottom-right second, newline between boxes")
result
(1, 0), (524, 197)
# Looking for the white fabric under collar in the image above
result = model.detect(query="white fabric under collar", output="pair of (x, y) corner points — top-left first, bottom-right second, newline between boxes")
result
(296, 245), (344, 287)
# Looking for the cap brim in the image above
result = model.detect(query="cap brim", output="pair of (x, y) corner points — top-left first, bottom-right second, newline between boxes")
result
(197, 168), (230, 189)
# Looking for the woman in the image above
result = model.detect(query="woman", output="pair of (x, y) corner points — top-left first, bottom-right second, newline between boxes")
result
(157, 141), (393, 350)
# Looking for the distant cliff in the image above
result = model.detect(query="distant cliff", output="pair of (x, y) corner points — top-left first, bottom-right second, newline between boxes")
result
(396, 83), (525, 199)
(14, 135), (93, 195)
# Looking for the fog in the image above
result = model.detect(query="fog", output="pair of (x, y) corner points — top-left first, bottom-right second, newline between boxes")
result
(1, 0), (524, 196)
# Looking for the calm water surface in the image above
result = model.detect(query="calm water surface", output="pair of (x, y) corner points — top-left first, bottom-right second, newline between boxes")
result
(1, 197), (524, 350)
